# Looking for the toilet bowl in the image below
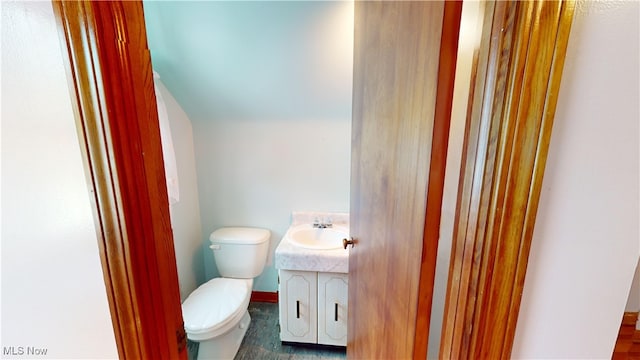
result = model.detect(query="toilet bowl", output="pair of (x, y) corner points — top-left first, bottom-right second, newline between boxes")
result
(181, 227), (270, 360)
(182, 278), (253, 359)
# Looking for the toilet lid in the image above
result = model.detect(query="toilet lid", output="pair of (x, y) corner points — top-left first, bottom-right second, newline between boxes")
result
(182, 278), (250, 335)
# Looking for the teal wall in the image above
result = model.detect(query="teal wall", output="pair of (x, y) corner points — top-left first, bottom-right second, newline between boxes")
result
(144, 1), (354, 291)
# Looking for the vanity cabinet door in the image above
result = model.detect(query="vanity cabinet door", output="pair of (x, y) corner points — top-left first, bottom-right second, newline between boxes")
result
(278, 270), (317, 343)
(317, 272), (348, 346)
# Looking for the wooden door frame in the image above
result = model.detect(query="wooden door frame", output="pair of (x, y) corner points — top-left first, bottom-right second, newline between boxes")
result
(440, 1), (575, 359)
(53, 1), (186, 359)
(414, 2), (463, 358)
(52, 0), (574, 358)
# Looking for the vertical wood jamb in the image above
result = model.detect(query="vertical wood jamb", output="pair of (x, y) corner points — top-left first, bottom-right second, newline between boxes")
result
(500, 2), (576, 355)
(413, 1), (462, 358)
(52, 1), (186, 359)
(469, 1), (527, 356)
(440, 1), (575, 359)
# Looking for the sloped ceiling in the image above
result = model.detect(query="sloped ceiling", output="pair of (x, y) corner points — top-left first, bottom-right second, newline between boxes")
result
(143, 1), (354, 122)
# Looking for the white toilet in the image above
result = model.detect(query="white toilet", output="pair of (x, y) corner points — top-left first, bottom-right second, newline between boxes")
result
(182, 227), (270, 360)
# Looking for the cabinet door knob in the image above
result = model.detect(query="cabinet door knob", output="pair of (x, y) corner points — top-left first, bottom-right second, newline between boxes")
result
(343, 237), (355, 249)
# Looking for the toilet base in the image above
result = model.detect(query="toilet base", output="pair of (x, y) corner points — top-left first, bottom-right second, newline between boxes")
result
(197, 310), (251, 360)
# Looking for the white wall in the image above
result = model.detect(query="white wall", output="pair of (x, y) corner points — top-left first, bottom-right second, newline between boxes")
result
(1, 1), (118, 358)
(512, 1), (640, 358)
(156, 79), (205, 301)
(144, 1), (354, 292)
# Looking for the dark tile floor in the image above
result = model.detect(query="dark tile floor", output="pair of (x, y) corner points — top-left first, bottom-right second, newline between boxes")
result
(187, 302), (346, 360)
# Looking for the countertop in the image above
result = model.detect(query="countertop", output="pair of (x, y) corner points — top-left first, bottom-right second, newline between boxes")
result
(274, 211), (350, 273)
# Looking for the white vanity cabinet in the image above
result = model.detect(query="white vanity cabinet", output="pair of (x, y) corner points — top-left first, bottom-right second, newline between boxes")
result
(278, 270), (348, 346)
(278, 270), (318, 344)
(317, 272), (348, 346)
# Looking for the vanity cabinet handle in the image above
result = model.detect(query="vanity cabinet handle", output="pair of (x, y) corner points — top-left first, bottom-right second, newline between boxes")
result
(296, 300), (300, 319)
(334, 303), (338, 321)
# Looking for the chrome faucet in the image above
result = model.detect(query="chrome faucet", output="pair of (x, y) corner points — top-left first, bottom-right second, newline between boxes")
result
(313, 217), (332, 229)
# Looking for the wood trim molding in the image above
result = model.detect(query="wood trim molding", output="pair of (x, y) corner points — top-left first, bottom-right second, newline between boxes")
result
(251, 291), (279, 303)
(52, 1), (186, 359)
(440, 1), (575, 359)
(623, 312), (640, 326)
(413, 1), (463, 359)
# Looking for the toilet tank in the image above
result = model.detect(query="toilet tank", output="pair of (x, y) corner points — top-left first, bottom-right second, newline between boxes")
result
(209, 227), (270, 279)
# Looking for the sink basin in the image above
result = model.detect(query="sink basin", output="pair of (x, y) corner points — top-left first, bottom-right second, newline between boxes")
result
(287, 225), (348, 250)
